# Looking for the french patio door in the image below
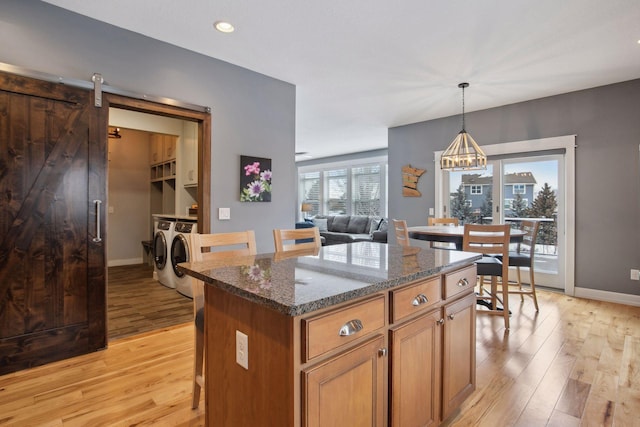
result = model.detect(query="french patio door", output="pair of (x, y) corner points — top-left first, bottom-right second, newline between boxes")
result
(435, 136), (575, 292)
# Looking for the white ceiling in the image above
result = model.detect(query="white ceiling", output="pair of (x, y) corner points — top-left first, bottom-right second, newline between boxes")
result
(44, 0), (640, 160)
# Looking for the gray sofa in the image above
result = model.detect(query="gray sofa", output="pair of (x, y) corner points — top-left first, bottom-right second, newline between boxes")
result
(307, 215), (388, 245)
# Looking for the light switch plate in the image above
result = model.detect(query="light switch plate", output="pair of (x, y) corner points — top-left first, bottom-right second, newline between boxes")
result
(428, 207), (434, 216)
(218, 207), (231, 220)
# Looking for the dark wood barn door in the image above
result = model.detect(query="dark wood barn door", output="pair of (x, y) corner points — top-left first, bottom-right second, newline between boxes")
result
(0, 71), (107, 374)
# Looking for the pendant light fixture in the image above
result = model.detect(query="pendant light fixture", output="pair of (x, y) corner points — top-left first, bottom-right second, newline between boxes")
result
(440, 82), (487, 171)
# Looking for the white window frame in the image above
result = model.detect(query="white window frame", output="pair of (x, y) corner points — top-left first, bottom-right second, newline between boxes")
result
(512, 184), (526, 194)
(298, 156), (388, 218)
(434, 135), (576, 296)
(470, 185), (482, 195)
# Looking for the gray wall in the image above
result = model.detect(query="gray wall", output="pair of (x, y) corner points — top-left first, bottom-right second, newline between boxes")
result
(0, 0), (296, 254)
(107, 129), (151, 265)
(389, 79), (640, 295)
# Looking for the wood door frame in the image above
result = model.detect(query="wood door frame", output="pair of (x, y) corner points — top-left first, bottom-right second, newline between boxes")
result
(104, 94), (211, 233)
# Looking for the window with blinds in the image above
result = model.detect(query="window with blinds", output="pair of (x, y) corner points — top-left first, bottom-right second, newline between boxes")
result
(299, 171), (320, 216)
(298, 159), (387, 219)
(352, 165), (381, 216)
(326, 168), (348, 214)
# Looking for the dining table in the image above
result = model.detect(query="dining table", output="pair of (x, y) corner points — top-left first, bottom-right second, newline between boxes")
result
(408, 224), (526, 250)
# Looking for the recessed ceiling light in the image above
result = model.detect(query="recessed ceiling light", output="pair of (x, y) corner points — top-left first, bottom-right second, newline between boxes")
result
(214, 21), (234, 33)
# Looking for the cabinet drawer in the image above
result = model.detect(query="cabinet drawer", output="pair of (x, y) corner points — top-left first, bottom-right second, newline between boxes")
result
(444, 265), (476, 300)
(390, 277), (441, 323)
(303, 294), (385, 362)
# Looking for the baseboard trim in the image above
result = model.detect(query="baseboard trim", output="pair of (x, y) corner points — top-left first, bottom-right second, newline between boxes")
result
(108, 257), (143, 267)
(574, 287), (640, 307)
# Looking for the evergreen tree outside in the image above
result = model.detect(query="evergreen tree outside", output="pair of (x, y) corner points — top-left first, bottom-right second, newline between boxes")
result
(480, 188), (493, 222)
(450, 184), (473, 223)
(509, 193), (528, 218)
(528, 182), (558, 247)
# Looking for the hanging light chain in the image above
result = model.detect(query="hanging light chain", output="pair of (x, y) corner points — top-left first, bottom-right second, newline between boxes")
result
(459, 82), (468, 132)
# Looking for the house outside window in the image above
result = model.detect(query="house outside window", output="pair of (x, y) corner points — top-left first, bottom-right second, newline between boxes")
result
(298, 158), (387, 220)
(457, 171), (538, 220)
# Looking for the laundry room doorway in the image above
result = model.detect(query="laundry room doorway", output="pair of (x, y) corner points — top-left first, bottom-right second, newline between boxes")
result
(104, 94), (211, 341)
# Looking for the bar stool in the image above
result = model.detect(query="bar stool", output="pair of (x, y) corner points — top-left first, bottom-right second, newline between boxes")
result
(188, 230), (257, 409)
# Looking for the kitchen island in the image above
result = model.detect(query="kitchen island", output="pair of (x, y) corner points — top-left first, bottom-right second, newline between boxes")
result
(179, 241), (481, 426)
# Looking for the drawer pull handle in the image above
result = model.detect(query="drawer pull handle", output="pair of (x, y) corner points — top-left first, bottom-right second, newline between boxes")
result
(457, 278), (469, 287)
(437, 318), (445, 326)
(412, 294), (429, 306)
(339, 319), (363, 336)
(378, 348), (388, 357)
(448, 314), (455, 320)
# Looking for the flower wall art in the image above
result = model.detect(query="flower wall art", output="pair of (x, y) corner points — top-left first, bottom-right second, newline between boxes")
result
(240, 155), (272, 202)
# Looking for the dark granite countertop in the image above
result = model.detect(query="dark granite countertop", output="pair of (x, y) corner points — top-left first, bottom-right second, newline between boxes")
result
(178, 241), (481, 317)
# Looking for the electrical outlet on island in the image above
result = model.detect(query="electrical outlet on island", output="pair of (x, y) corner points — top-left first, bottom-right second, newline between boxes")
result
(236, 330), (249, 369)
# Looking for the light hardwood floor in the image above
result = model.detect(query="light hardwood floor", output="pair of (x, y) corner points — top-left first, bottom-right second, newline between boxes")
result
(0, 288), (638, 426)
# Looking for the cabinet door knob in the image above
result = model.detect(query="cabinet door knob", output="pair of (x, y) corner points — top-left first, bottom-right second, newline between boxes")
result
(448, 314), (455, 320)
(457, 278), (469, 287)
(378, 348), (388, 357)
(412, 293), (429, 306)
(338, 319), (363, 336)
(437, 318), (445, 326)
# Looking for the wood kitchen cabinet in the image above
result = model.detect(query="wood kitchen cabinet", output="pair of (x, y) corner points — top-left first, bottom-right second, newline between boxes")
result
(388, 265), (475, 426)
(149, 133), (178, 214)
(390, 308), (442, 427)
(193, 247), (479, 427)
(302, 294), (386, 427)
(303, 335), (385, 427)
(442, 291), (476, 420)
(150, 133), (177, 164)
(181, 121), (198, 187)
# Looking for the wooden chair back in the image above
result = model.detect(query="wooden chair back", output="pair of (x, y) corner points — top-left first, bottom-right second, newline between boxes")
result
(187, 230), (257, 408)
(462, 224), (510, 256)
(190, 230), (257, 263)
(462, 223), (510, 275)
(428, 217), (459, 226)
(273, 227), (321, 252)
(392, 219), (410, 247)
(427, 217), (459, 248)
(516, 220), (540, 261)
(189, 230), (257, 308)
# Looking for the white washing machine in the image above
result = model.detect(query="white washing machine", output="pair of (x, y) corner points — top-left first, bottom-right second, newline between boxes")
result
(171, 220), (198, 298)
(153, 218), (176, 288)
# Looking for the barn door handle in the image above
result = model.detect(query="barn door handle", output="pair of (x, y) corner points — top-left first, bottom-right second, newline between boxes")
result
(93, 200), (102, 243)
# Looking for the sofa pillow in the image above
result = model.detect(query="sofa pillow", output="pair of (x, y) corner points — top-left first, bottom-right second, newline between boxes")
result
(313, 215), (333, 230)
(369, 217), (382, 235)
(313, 218), (328, 232)
(377, 218), (388, 233)
(330, 215), (350, 232)
(347, 216), (369, 234)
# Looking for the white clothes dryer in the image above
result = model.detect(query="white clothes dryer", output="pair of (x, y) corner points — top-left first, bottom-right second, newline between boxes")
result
(171, 220), (198, 298)
(153, 218), (176, 288)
